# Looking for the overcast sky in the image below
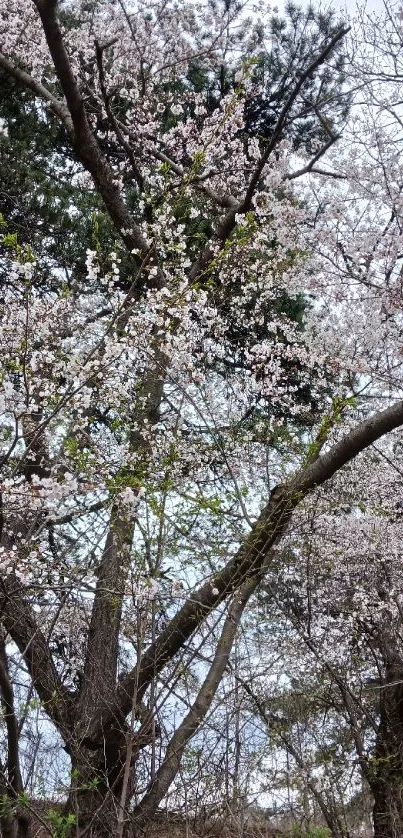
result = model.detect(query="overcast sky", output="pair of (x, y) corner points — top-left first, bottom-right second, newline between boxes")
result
(329, 0), (385, 15)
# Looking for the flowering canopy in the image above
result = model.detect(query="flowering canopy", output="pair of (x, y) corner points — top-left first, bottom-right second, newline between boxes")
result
(0, 0), (402, 836)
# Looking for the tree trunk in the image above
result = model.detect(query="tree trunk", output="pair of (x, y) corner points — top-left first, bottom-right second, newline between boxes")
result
(65, 744), (128, 837)
(372, 761), (403, 838)
(0, 807), (29, 838)
(372, 662), (403, 838)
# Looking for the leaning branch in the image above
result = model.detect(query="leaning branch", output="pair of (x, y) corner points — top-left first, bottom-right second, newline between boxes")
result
(0, 573), (75, 737)
(115, 400), (403, 720)
(0, 53), (73, 135)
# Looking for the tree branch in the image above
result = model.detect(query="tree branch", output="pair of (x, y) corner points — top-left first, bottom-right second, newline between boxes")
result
(115, 400), (403, 721)
(188, 25), (349, 282)
(0, 573), (75, 737)
(30, 0), (150, 262)
(285, 135), (340, 181)
(239, 26), (349, 212)
(132, 576), (258, 824)
(0, 633), (22, 796)
(0, 52), (73, 134)
(236, 673), (343, 835)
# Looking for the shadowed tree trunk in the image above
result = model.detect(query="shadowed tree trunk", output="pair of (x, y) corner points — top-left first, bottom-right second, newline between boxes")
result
(372, 651), (403, 838)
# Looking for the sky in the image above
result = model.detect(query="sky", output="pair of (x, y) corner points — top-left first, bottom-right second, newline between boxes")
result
(329, 0), (386, 14)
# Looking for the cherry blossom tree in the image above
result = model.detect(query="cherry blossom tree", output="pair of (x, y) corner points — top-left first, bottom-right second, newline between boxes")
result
(0, 0), (402, 836)
(234, 7), (403, 834)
